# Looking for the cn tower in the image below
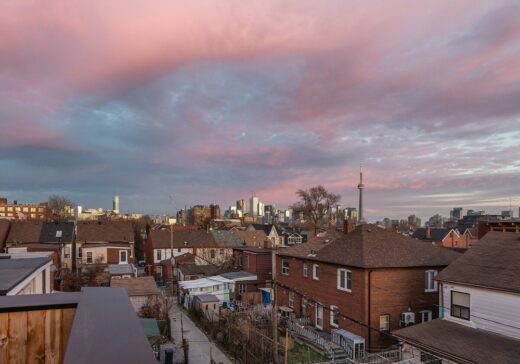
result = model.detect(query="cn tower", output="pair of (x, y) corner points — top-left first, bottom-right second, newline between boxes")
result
(357, 166), (365, 223)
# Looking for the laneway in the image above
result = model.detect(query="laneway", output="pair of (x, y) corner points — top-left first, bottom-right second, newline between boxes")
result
(170, 303), (232, 364)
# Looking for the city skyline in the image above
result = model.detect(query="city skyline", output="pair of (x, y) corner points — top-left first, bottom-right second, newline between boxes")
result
(1, 1), (519, 219)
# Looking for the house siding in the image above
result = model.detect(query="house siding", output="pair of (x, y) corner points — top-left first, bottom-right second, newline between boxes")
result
(441, 283), (520, 340)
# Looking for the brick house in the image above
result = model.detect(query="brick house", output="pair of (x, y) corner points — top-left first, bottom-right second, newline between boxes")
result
(232, 247), (273, 299)
(276, 224), (461, 351)
(412, 226), (471, 249)
(145, 229), (233, 279)
(76, 221), (135, 267)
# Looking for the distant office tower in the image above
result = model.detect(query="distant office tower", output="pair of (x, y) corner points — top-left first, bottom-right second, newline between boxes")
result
(357, 168), (365, 223)
(257, 202), (265, 217)
(210, 203), (221, 219)
(250, 196), (259, 217)
(345, 207), (357, 221)
(236, 199), (246, 213)
(450, 208), (463, 220)
(113, 195), (120, 214)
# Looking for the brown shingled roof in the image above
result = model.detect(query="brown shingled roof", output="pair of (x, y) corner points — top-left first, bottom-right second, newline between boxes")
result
(6, 220), (43, 244)
(436, 231), (520, 293)
(76, 221), (134, 243)
(236, 230), (268, 247)
(278, 224), (461, 268)
(149, 230), (217, 249)
(110, 276), (160, 296)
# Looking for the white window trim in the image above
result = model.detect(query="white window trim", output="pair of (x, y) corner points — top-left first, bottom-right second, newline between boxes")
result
(288, 291), (294, 308)
(282, 259), (289, 276)
(337, 269), (352, 292)
(330, 305), (339, 328)
(425, 270), (438, 292)
(303, 263), (308, 277)
(312, 264), (319, 280)
(419, 310), (432, 323)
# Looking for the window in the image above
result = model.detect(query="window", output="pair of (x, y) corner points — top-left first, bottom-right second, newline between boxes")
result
(119, 250), (128, 263)
(288, 291), (294, 308)
(239, 254), (243, 267)
(239, 284), (246, 295)
(282, 260), (289, 275)
(86, 252), (93, 264)
(177, 248), (181, 252)
(156, 250), (161, 261)
(64, 247), (71, 258)
(337, 269), (352, 292)
(330, 306), (339, 327)
(220, 248), (225, 255)
(245, 255), (250, 269)
(419, 310), (432, 323)
(425, 270), (438, 292)
(451, 291), (470, 320)
(303, 263), (308, 277)
(313, 264), (319, 280)
(210, 250), (216, 259)
(77, 247), (82, 258)
(379, 314), (390, 332)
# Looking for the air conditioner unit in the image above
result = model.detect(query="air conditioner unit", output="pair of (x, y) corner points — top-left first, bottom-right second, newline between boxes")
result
(400, 312), (415, 327)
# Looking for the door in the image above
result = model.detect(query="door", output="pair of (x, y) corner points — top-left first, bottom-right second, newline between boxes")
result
(315, 303), (323, 330)
(119, 250), (128, 264)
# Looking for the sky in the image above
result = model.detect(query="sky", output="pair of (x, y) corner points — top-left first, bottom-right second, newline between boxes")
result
(1, 1), (519, 222)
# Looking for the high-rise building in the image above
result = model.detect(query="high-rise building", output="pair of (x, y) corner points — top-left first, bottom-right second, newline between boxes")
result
(249, 196), (259, 217)
(450, 207), (463, 220)
(236, 199), (246, 214)
(113, 195), (120, 214)
(358, 167), (365, 223)
(345, 207), (357, 221)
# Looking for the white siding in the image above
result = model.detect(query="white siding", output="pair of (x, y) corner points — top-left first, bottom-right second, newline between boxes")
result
(153, 248), (191, 263)
(441, 283), (520, 340)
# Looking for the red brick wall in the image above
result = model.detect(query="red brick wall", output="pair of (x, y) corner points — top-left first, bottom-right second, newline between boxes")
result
(276, 255), (445, 350)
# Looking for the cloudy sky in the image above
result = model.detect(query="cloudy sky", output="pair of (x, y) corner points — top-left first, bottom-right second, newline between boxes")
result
(1, 1), (519, 221)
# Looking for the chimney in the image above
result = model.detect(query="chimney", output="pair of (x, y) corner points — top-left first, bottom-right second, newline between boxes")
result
(344, 220), (356, 234)
(426, 225), (431, 240)
(13, 200), (18, 205)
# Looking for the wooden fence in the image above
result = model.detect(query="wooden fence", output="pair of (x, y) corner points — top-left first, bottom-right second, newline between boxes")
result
(0, 307), (76, 364)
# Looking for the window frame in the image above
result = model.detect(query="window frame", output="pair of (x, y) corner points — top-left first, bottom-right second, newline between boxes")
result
(330, 305), (339, 328)
(419, 310), (432, 323)
(86, 251), (93, 264)
(288, 291), (294, 308)
(337, 269), (352, 292)
(156, 249), (162, 261)
(239, 283), (246, 295)
(281, 259), (290, 275)
(424, 269), (438, 292)
(119, 250), (128, 264)
(451, 291), (470, 321)
(312, 264), (319, 280)
(64, 247), (71, 259)
(303, 263), (308, 278)
(379, 314), (390, 332)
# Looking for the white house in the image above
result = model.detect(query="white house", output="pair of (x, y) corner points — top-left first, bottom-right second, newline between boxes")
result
(394, 232), (520, 364)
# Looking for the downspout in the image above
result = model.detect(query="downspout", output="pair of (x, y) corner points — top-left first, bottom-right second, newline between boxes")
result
(368, 269), (372, 351)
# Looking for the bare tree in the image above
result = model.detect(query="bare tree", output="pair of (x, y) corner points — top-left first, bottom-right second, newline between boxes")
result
(48, 195), (74, 219)
(291, 185), (341, 235)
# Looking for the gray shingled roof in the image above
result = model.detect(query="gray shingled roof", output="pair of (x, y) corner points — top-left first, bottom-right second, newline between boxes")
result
(436, 231), (520, 293)
(278, 224), (461, 268)
(394, 319), (520, 364)
(195, 294), (219, 303)
(412, 227), (453, 242)
(211, 230), (244, 247)
(0, 256), (52, 295)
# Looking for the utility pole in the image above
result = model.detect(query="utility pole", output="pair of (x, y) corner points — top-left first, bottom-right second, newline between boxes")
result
(271, 250), (279, 364)
(284, 328), (289, 364)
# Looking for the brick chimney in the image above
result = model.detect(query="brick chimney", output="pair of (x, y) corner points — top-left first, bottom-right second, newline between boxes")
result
(344, 220), (356, 234)
(426, 225), (431, 239)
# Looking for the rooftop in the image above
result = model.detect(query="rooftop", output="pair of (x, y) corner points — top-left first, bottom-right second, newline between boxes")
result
(149, 229), (218, 249)
(278, 224), (461, 268)
(0, 255), (52, 295)
(195, 294), (220, 303)
(394, 319), (520, 364)
(76, 220), (134, 243)
(110, 276), (160, 296)
(436, 231), (520, 293)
